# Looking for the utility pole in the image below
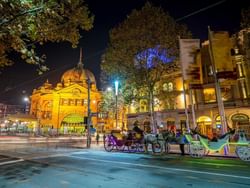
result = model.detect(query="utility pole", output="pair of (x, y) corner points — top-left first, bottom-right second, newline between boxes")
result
(87, 78), (91, 148)
(181, 78), (190, 131)
(115, 81), (119, 129)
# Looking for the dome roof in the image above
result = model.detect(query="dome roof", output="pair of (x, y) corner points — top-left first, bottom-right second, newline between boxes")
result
(61, 50), (96, 85)
(61, 65), (96, 84)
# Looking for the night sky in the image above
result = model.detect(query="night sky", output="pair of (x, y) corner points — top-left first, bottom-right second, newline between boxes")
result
(0, 0), (249, 104)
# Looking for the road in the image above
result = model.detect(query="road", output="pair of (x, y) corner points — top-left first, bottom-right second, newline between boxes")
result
(0, 146), (250, 188)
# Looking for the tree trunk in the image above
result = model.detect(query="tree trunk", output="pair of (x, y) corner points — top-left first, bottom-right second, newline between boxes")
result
(149, 90), (157, 134)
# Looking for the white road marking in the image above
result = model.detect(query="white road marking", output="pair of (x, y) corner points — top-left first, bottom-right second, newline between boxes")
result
(0, 159), (24, 166)
(69, 155), (250, 180)
(71, 151), (88, 155)
(30, 153), (72, 160)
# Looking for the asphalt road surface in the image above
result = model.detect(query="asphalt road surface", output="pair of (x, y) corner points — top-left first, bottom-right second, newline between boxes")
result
(0, 147), (250, 188)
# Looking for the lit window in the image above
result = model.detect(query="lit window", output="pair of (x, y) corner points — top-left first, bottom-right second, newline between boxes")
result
(63, 99), (68, 105)
(153, 86), (159, 95)
(98, 112), (108, 119)
(83, 99), (87, 105)
(168, 82), (173, 91)
(163, 83), (168, 91)
(69, 99), (75, 106)
(140, 100), (148, 112)
(76, 99), (82, 106)
(203, 88), (216, 103)
(163, 82), (173, 91)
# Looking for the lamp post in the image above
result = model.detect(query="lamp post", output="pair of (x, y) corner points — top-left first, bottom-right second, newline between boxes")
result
(87, 78), (92, 148)
(114, 81), (119, 129)
(23, 97), (29, 114)
(57, 94), (61, 136)
(37, 104), (41, 136)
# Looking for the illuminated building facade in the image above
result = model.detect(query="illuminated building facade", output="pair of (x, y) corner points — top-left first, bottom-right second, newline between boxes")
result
(127, 30), (250, 139)
(29, 51), (106, 134)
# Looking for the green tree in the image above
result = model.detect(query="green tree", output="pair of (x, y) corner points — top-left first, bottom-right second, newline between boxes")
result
(0, 0), (94, 74)
(101, 2), (191, 132)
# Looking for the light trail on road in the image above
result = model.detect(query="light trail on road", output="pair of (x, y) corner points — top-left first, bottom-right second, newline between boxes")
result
(0, 149), (249, 187)
(0, 159), (24, 166)
(69, 155), (250, 180)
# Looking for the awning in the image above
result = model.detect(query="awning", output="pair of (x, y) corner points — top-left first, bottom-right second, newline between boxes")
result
(6, 113), (37, 122)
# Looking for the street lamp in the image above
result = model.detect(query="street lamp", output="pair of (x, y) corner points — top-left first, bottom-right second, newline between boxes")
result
(23, 97), (29, 114)
(115, 80), (119, 129)
(107, 87), (112, 92)
(87, 77), (92, 148)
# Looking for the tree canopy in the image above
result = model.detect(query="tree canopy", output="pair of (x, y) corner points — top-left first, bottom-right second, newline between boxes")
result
(101, 2), (191, 91)
(101, 2), (191, 132)
(0, 0), (94, 74)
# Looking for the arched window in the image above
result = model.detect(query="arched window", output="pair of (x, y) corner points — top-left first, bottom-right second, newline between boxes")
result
(168, 82), (173, 91)
(197, 116), (212, 138)
(42, 101), (52, 119)
(163, 83), (168, 91)
(232, 113), (249, 123)
(140, 100), (148, 112)
(231, 113), (250, 138)
(163, 82), (173, 91)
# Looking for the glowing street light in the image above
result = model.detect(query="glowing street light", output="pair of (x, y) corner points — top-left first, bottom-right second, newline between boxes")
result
(23, 97), (29, 114)
(87, 78), (92, 148)
(114, 80), (119, 128)
(107, 87), (112, 92)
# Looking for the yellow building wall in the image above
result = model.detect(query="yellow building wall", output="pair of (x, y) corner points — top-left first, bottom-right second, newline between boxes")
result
(30, 82), (103, 133)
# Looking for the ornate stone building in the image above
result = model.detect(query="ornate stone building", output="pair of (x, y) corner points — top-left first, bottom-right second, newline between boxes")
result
(127, 30), (250, 139)
(29, 51), (105, 134)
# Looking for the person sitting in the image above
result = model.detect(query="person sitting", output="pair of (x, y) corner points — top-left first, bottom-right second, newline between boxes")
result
(191, 128), (213, 140)
(133, 121), (144, 140)
(211, 133), (218, 142)
(192, 127), (235, 142)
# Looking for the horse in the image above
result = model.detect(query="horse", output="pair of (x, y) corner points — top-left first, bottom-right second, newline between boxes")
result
(143, 133), (165, 153)
(160, 130), (177, 153)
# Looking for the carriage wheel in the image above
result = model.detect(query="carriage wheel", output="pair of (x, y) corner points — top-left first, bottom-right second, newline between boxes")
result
(128, 142), (137, 153)
(189, 143), (206, 158)
(152, 142), (162, 153)
(136, 143), (145, 152)
(104, 138), (114, 152)
(116, 144), (125, 151)
(236, 146), (250, 162)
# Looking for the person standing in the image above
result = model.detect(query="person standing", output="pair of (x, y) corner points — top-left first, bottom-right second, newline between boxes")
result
(178, 130), (186, 156)
(96, 133), (100, 145)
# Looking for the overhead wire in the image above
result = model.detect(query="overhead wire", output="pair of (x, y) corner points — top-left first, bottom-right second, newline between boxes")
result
(176, 0), (227, 21)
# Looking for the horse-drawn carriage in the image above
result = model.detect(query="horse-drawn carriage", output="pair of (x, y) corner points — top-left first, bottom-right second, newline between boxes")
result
(185, 130), (250, 161)
(103, 129), (177, 153)
(104, 130), (144, 152)
(104, 128), (250, 162)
